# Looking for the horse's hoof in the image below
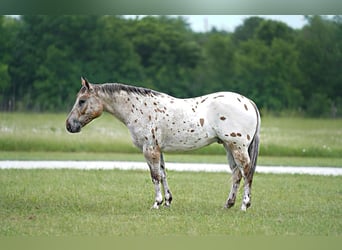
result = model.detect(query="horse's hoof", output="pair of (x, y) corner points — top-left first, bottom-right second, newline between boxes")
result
(240, 203), (250, 211)
(224, 200), (235, 209)
(151, 200), (163, 209)
(151, 204), (160, 209)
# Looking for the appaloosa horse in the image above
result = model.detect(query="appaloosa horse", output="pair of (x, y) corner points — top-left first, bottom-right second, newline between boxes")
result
(66, 77), (260, 211)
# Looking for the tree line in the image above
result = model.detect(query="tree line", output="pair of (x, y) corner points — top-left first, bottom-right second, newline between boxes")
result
(0, 15), (341, 117)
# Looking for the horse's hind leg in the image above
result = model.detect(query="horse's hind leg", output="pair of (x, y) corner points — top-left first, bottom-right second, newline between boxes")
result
(224, 148), (242, 208)
(224, 143), (252, 211)
(160, 153), (172, 207)
(143, 145), (163, 209)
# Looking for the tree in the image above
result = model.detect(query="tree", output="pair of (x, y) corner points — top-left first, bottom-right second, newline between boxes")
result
(2, 15), (341, 117)
(8, 15), (143, 111)
(192, 31), (235, 96)
(127, 16), (201, 97)
(297, 15), (342, 117)
(33, 44), (80, 111)
(232, 16), (264, 44)
(0, 16), (21, 110)
(75, 16), (144, 85)
(255, 19), (294, 46)
(233, 36), (303, 113)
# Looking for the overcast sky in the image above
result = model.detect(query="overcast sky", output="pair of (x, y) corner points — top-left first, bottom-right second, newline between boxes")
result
(10, 15), (309, 32)
(181, 15), (308, 32)
(126, 15), (308, 32)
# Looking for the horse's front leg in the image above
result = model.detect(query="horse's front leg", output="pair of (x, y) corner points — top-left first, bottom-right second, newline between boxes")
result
(160, 153), (172, 207)
(143, 145), (163, 209)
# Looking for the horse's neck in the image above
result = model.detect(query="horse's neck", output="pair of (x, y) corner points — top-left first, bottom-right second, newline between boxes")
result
(98, 88), (140, 125)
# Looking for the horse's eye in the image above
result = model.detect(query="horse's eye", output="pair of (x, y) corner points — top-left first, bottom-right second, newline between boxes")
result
(78, 99), (86, 106)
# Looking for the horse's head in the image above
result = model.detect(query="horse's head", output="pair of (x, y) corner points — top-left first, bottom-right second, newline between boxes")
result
(66, 77), (103, 133)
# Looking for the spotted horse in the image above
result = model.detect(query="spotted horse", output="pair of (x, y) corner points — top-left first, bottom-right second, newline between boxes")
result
(66, 77), (261, 211)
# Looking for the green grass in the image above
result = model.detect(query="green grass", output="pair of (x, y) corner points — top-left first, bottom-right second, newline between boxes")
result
(0, 112), (342, 164)
(0, 169), (341, 236)
(0, 112), (138, 153)
(260, 116), (342, 158)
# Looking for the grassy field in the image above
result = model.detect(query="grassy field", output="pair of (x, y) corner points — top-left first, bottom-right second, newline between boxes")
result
(1, 113), (341, 237)
(0, 169), (341, 236)
(0, 112), (341, 166)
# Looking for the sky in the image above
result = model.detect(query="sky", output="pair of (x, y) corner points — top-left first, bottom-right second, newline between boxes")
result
(9, 15), (309, 32)
(181, 15), (308, 32)
(126, 15), (308, 32)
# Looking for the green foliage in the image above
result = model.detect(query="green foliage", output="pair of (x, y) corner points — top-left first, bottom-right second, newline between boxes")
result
(296, 16), (342, 117)
(0, 15), (341, 117)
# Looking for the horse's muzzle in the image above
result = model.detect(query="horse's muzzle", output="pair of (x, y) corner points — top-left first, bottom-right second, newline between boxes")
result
(66, 119), (81, 133)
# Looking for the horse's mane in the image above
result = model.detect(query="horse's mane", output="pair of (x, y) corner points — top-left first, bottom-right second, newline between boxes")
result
(96, 83), (161, 97)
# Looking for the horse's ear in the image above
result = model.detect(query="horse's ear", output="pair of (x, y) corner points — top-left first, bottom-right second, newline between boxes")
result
(81, 76), (92, 91)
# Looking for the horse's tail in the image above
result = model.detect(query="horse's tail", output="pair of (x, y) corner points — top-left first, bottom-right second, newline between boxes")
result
(247, 101), (260, 180)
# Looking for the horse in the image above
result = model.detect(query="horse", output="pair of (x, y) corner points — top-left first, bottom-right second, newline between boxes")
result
(66, 77), (260, 211)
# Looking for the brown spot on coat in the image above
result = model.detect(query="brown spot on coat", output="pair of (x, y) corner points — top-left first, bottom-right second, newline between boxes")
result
(220, 116), (226, 121)
(151, 128), (155, 139)
(244, 104), (248, 111)
(247, 134), (251, 140)
(201, 97), (208, 103)
(230, 132), (237, 137)
(237, 133), (242, 137)
(156, 108), (164, 113)
(199, 118), (205, 127)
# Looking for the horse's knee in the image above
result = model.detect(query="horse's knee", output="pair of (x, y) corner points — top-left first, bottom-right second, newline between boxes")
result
(144, 145), (162, 181)
(143, 145), (161, 163)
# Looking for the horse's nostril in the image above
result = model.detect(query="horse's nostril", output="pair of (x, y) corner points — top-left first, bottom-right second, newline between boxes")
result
(66, 122), (72, 132)
(66, 119), (81, 133)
